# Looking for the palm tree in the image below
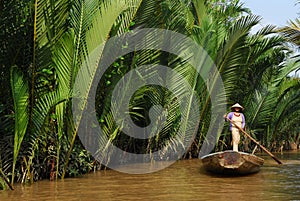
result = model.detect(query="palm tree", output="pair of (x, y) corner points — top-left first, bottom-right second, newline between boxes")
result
(3, 0), (300, 185)
(8, 0), (144, 182)
(196, 0), (300, 152)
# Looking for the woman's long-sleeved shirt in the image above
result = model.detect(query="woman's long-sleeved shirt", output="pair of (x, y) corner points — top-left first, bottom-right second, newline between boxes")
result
(226, 112), (245, 131)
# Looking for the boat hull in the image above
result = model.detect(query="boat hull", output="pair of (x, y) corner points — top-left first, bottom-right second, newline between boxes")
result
(201, 150), (264, 175)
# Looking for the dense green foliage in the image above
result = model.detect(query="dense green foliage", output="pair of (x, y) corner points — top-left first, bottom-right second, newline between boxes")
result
(0, 0), (299, 187)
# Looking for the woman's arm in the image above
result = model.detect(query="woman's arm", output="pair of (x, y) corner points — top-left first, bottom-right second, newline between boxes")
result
(227, 112), (233, 120)
(241, 113), (245, 128)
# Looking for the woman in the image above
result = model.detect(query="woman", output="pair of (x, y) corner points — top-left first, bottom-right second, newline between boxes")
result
(225, 103), (245, 152)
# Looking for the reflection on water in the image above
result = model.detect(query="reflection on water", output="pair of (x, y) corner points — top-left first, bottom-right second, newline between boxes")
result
(1, 151), (299, 201)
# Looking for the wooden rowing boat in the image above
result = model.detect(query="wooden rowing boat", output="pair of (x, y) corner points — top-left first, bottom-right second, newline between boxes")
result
(200, 150), (264, 175)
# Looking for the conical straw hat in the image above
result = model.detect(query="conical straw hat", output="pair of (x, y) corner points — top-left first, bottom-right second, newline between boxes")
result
(231, 103), (244, 110)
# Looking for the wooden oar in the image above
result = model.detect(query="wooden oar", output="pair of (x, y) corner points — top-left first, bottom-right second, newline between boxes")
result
(225, 116), (283, 165)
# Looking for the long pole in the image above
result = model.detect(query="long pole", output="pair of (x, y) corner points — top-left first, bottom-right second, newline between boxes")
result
(226, 116), (283, 165)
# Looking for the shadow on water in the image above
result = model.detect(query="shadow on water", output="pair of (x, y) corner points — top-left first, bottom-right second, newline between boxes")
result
(0, 151), (299, 201)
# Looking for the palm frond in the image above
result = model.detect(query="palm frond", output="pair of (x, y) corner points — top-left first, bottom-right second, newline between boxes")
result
(10, 66), (29, 184)
(217, 15), (260, 96)
(278, 18), (300, 46)
(0, 105), (14, 173)
(63, 0), (143, 177)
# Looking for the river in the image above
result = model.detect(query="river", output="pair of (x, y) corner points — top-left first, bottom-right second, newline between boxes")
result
(1, 151), (299, 201)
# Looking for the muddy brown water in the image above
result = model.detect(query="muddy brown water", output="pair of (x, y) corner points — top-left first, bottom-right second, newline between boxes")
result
(1, 151), (300, 201)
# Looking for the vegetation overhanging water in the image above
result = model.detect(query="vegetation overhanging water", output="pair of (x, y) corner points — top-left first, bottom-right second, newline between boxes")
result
(0, 0), (299, 191)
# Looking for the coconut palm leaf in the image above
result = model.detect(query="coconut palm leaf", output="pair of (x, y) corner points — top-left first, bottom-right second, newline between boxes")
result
(0, 105), (13, 173)
(10, 66), (29, 184)
(246, 85), (277, 134)
(278, 106), (300, 137)
(278, 19), (300, 47)
(93, 0), (222, 163)
(270, 92), (300, 145)
(93, 0), (197, 162)
(20, 0), (76, 182)
(14, 0), (143, 180)
(133, 0), (166, 28)
(270, 75), (300, 138)
(191, 0), (228, 59)
(189, 13), (261, 151)
(62, 0), (143, 178)
(244, 58), (300, 146)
